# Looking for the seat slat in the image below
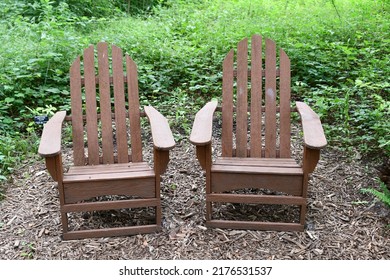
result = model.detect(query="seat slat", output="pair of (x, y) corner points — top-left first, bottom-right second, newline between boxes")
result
(265, 39), (277, 158)
(66, 162), (151, 175)
(215, 157), (299, 168)
(212, 164), (302, 175)
(222, 50), (234, 157)
(236, 38), (248, 157)
(279, 48), (291, 158)
(126, 55), (143, 162)
(84, 45), (100, 165)
(98, 42), (115, 164)
(112, 45), (129, 163)
(64, 170), (154, 183)
(250, 34), (263, 157)
(70, 57), (85, 166)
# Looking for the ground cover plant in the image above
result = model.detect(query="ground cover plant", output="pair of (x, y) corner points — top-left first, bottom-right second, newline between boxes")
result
(0, 0), (389, 209)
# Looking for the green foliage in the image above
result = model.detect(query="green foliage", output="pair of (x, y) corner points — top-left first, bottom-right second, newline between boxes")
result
(0, 133), (33, 183)
(0, 0), (122, 21)
(0, 0), (389, 186)
(141, 88), (204, 141)
(90, 0), (389, 158)
(361, 182), (390, 208)
(304, 80), (390, 156)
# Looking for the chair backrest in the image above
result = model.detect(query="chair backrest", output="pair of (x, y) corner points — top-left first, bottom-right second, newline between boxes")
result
(70, 42), (143, 166)
(221, 34), (291, 159)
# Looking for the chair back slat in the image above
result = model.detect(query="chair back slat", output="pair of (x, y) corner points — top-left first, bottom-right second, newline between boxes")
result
(112, 45), (129, 164)
(70, 57), (85, 166)
(249, 34), (263, 157)
(279, 48), (291, 158)
(222, 35), (292, 159)
(221, 50), (234, 157)
(236, 38), (249, 158)
(264, 39), (277, 158)
(97, 42), (115, 164)
(126, 55), (143, 162)
(84, 45), (100, 165)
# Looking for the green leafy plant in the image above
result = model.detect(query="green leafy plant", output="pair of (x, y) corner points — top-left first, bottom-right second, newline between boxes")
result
(361, 182), (390, 208)
(25, 104), (57, 134)
(20, 241), (36, 259)
(0, 0), (389, 186)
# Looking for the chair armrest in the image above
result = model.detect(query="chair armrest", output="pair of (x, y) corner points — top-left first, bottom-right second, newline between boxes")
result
(189, 100), (218, 146)
(38, 111), (67, 157)
(296, 101), (327, 149)
(144, 106), (175, 151)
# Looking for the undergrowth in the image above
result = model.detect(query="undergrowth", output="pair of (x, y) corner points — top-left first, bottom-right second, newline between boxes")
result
(0, 0), (389, 198)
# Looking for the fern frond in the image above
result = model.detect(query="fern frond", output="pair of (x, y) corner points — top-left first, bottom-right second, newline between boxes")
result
(361, 183), (390, 208)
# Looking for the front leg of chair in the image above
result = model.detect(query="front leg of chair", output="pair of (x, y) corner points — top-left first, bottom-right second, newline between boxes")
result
(194, 143), (213, 220)
(195, 144), (212, 171)
(153, 149), (170, 177)
(44, 154), (64, 183)
(302, 146), (321, 174)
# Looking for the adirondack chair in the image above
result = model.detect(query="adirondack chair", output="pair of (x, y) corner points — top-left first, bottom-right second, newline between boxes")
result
(38, 42), (175, 240)
(190, 35), (327, 231)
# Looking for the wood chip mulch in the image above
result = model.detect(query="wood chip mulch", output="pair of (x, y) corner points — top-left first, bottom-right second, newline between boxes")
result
(0, 124), (389, 260)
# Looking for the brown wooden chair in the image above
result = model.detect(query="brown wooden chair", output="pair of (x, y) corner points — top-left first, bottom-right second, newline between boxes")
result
(38, 42), (175, 240)
(190, 35), (327, 231)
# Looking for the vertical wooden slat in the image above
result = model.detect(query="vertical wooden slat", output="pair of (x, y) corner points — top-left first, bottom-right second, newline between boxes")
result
(265, 39), (277, 158)
(112, 45), (129, 163)
(279, 48), (291, 158)
(98, 42), (115, 164)
(203, 144), (212, 221)
(70, 56), (85, 166)
(84, 46), (99, 165)
(236, 38), (248, 158)
(250, 35), (263, 158)
(222, 49), (234, 157)
(126, 55), (143, 162)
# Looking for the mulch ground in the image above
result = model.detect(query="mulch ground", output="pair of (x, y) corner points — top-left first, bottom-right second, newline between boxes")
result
(0, 124), (389, 260)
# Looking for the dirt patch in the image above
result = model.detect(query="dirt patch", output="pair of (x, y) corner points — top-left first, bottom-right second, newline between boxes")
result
(0, 126), (389, 260)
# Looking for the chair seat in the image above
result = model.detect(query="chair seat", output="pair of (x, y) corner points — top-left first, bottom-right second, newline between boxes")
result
(64, 162), (154, 183)
(62, 162), (156, 204)
(212, 157), (302, 175)
(211, 157), (304, 195)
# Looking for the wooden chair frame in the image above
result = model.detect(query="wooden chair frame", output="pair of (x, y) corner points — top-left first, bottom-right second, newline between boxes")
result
(38, 42), (175, 240)
(190, 35), (327, 231)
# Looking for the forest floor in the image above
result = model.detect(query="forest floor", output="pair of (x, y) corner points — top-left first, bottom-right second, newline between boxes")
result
(0, 123), (389, 260)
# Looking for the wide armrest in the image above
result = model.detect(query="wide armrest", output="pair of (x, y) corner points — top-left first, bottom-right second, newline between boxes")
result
(144, 106), (175, 151)
(189, 100), (218, 146)
(38, 111), (67, 157)
(296, 101), (327, 149)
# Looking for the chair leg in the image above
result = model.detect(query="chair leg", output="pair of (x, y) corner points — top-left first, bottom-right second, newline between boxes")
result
(206, 200), (212, 221)
(204, 143), (213, 223)
(156, 204), (162, 228)
(155, 174), (162, 228)
(300, 173), (309, 228)
(299, 203), (307, 227)
(60, 210), (69, 234)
